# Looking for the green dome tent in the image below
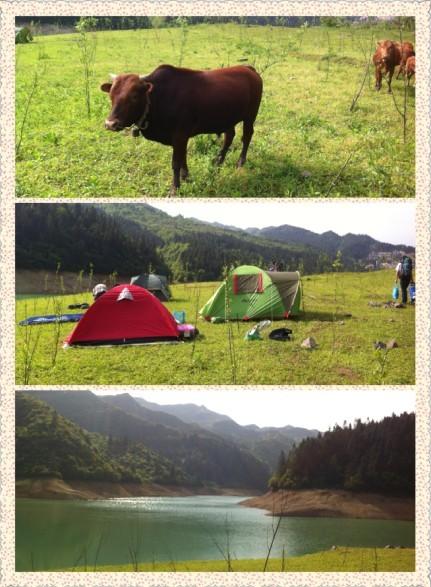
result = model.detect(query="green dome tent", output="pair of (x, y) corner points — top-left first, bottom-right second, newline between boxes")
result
(199, 265), (302, 321)
(130, 273), (172, 301)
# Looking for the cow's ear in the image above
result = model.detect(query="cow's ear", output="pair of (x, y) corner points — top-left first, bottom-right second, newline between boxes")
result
(101, 83), (112, 93)
(141, 81), (154, 94)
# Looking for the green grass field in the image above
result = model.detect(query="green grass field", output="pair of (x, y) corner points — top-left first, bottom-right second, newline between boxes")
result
(61, 548), (415, 572)
(16, 270), (415, 385)
(16, 23), (415, 198)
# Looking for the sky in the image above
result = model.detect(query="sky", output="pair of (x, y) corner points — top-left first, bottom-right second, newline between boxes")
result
(95, 389), (415, 431)
(152, 200), (415, 246)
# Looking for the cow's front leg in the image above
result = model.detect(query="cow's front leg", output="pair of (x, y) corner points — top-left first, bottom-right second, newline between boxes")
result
(387, 67), (394, 93)
(375, 67), (382, 91)
(181, 151), (189, 181)
(180, 165), (189, 181)
(170, 134), (188, 196)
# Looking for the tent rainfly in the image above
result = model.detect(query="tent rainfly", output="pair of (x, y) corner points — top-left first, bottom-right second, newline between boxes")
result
(65, 284), (179, 346)
(130, 273), (172, 301)
(199, 265), (301, 321)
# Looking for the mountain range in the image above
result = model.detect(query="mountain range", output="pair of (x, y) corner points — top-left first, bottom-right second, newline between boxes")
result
(245, 224), (413, 260)
(16, 390), (319, 490)
(16, 203), (414, 283)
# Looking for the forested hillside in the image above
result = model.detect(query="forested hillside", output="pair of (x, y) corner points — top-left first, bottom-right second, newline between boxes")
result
(270, 413), (415, 496)
(15, 204), (167, 275)
(16, 204), (324, 280)
(102, 204), (322, 280)
(23, 391), (270, 489)
(16, 393), (188, 484)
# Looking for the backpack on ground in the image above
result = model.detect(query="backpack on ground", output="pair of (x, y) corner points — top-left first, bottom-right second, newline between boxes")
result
(401, 256), (413, 277)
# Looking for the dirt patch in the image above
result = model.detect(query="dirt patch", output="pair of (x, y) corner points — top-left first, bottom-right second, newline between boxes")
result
(241, 489), (414, 521)
(16, 478), (258, 500)
(335, 366), (360, 382)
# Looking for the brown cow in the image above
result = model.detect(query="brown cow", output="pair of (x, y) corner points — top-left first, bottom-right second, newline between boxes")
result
(373, 40), (401, 93)
(396, 41), (415, 79)
(101, 64), (263, 195)
(405, 56), (416, 85)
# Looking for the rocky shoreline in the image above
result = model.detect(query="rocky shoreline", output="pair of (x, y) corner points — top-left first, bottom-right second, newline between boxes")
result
(240, 489), (414, 521)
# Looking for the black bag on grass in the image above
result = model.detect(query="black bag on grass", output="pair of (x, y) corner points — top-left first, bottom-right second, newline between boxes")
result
(269, 328), (292, 341)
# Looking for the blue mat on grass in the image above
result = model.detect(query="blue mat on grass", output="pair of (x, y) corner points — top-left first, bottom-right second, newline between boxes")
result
(19, 313), (84, 326)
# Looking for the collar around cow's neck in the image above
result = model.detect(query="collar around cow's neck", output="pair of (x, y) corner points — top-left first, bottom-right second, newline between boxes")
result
(134, 92), (151, 133)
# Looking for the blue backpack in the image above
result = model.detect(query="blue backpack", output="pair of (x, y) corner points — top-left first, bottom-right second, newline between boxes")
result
(401, 256), (413, 277)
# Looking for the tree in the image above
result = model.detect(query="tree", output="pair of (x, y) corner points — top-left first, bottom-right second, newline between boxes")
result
(332, 250), (344, 272)
(276, 449), (287, 477)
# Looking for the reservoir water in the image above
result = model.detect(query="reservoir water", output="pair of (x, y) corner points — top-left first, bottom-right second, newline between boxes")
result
(16, 496), (414, 571)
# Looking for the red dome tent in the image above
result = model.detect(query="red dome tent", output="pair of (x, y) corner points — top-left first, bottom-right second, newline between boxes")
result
(65, 284), (179, 346)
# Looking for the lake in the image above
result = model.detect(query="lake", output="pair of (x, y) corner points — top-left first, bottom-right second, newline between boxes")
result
(16, 496), (415, 571)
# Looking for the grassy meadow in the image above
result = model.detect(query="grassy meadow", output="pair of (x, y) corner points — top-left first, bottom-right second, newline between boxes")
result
(16, 269), (415, 385)
(16, 23), (415, 198)
(62, 548), (415, 572)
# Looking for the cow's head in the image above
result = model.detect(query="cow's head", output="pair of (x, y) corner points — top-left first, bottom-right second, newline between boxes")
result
(101, 74), (153, 131)
(376, 40), (395, 67)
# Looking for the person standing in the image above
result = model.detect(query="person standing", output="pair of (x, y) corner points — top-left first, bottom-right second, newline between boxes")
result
(395, 256), (413, 304)
(92, 283), (107, 300)
(268, 259), (277, 272)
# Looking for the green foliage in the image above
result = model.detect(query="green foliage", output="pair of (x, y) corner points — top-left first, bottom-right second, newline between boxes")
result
(273, 413), (415, 495)
(15, 23), (415, 197)
(15, 27), (33, 44)
(75, 17), (98, 33)
(332, 250), (344, 272)
(320, 17), (346, 28)
(16, 204), (167, 275)
(16, 393), (188, 485)
(15, 269), (415, 385)
(75, 18), (98, 118)
(16, 393), (120, 481)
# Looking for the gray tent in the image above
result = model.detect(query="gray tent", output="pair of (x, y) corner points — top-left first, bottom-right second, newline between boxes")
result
(130, 273), (172, 301)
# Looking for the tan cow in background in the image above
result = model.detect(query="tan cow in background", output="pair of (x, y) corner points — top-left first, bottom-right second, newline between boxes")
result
(405, 56), (416, 86)
(373, 40), (401, 92)
(373, 40), (415, 92)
